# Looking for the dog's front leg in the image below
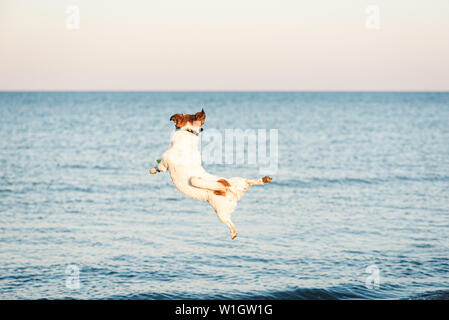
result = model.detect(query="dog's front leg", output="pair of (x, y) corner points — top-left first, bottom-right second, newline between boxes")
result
(150, 158), (168, 174)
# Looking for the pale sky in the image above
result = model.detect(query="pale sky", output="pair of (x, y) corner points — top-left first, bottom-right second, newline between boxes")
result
(1, 0), (448, 91)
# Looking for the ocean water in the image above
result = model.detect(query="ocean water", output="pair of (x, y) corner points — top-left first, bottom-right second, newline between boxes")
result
(0, 92), (448, 300)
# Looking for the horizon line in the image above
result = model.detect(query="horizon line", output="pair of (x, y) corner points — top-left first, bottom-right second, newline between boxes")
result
(1, 90), (449, 93)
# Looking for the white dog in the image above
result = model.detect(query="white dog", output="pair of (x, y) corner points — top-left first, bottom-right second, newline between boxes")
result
(150, 109), (272, 239)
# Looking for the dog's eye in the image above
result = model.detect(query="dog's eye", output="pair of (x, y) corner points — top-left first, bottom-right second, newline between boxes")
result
(200, 128), (204, 132)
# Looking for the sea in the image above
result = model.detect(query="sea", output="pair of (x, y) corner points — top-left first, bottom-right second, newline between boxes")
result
(0, 92), (448, 299)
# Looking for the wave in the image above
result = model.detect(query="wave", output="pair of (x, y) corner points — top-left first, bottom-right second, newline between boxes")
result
(271, 177), (381, 188)
(54, 186), (93, 193)
(271, 174), (449, 188)
(394, 175), (449, 183)
(409, 290), (449, 300)
(108, 288), (449, 300)
(105, 285), (403, 300)
(58, 164), (120, 171)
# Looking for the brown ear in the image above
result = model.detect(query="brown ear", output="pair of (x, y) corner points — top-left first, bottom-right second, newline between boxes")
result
(170, 114), (183, 127)
(195, 108), (205, 125)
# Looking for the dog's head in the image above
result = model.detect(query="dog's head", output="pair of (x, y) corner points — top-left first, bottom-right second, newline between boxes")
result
(170, 109), (205, 134)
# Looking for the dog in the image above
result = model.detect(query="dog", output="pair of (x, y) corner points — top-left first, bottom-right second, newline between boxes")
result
(150, 109), (272, 239)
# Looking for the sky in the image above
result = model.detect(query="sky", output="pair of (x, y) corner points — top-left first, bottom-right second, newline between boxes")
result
(0, 0), (448, 91)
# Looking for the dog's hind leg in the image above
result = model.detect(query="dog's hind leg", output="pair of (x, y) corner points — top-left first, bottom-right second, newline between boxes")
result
(190, 176), (228, 192)
(210, 197), (239, 240)
(223, 176), (272, 200)
(216, 212), (238, 240)
(247, 176), (272, 186)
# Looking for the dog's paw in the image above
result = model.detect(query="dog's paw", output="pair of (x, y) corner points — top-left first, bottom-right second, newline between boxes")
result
(262, 176), (272, 184)
(231, 231), (238, 240)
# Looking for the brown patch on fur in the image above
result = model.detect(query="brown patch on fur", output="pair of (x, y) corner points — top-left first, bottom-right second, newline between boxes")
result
(262, 176), (272, 184)
(195, 109), (205, 125)
(217, 179), (231, 187)
(170, 109), (205, 128)
(214, 190), (227, 196)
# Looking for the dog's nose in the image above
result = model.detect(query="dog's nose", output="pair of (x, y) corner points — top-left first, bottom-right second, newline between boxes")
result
(200, 128), (204, 132)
